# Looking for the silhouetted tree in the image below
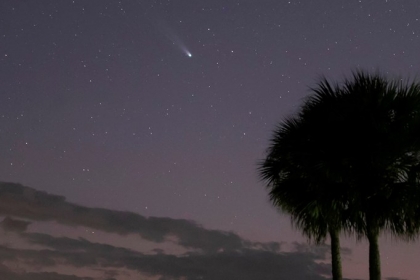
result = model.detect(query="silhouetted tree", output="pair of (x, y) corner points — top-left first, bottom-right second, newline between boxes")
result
(259, 109), (349, 280)
(260, 70), (420, 280)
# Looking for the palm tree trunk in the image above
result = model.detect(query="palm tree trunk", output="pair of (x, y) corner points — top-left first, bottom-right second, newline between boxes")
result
(329, 228), (342, 280)
(367, 227), (381, 280)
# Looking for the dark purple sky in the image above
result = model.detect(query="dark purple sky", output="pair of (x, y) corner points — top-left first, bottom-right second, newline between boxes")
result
(1, 1), (420, 279)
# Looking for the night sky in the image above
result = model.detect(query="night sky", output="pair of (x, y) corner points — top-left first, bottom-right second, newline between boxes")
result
(1, 1), (420, 279)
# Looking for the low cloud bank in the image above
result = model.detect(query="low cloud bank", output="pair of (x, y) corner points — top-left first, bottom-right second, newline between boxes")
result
(0, 182), (339, 280)
(0, 232), (330, 280)
(0, 182), (250, 253)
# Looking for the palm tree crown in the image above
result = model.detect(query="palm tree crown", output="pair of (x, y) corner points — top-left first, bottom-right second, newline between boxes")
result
(259, 70), (420, 280)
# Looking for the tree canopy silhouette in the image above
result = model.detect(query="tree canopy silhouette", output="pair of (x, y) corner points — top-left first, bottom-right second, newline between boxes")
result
(259, 70), (420, 280)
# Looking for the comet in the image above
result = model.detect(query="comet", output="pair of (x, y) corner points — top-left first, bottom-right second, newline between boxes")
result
(170, 36), (192, 58)
(153, 17), (193, 58)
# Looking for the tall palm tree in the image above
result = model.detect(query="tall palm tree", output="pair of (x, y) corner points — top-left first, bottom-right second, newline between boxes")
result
(260, 107), (352, 280)
(303, 71), (420, 280)
(260, 70), (420, 280)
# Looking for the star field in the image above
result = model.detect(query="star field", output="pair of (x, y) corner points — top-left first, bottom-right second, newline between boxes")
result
(1, 1), (420, 279)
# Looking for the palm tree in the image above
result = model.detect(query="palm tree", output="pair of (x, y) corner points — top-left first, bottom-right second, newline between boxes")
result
(304, 71), (420, 280)
(259, 104), (349, 280)
(260, 70), (420, 280)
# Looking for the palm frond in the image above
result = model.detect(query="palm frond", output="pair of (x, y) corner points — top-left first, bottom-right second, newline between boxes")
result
(259, 69), (420, 244)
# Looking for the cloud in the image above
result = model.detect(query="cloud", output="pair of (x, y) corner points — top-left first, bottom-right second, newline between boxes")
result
(0, 182), (346, 279)
(0, 182), (251, 253)
(0, 216), (30, 233)
(0, 263), (94, 280)
(0, 232), (331, 280)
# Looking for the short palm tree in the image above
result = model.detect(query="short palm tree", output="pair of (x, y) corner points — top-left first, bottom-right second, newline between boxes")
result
(259, 114), (348, 280)
(260, 70), (420, 280)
